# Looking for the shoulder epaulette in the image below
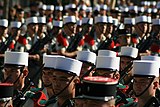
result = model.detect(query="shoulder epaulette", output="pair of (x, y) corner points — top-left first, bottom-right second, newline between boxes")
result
(57, 33), (68, 47)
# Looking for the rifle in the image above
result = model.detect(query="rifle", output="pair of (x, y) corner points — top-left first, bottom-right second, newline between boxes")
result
(94, 38), (113, 55)
(27, 31), (58, 54)
(66, 20), (90, 52)
(119, 61), (133, 83)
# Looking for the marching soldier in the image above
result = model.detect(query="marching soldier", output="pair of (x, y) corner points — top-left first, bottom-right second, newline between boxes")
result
(56, 16), (81, 57)
(93, 50), (120, 80)
(23, 55), (64, 107)
(0, 19), (8, 45)
(3, 51), (29, 106)
(92, 16), (107, 52)
(82, 17), (95, 51)
(54, 6), (63, 21)
(132, 60), (160, 107)
(8, 21), (27, 52)
(51, 57), (82, 107)
(76, 51), (96, 78)
(133, 15), (150, 49)
(42, 55), (65, 106)
(118, 46), (138, 85)
(47, 20), (63, 54)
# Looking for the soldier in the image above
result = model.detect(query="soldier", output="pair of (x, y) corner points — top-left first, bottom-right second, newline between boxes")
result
(134, 16), (149, 47)
(37, 17), (47, 40)
(51, 57), (82, 107)
(3, 51), (29, 106)
(92, 16), (107, 52)
(132, 60), (160, 107)
(0, 83), (14, 107)
(42, 55), (64, 99)
(118, 46), (138, 84)
(76, 76), (118, 107)
(3, 51), (28, 90)
(76, 51), (96, 78)
(86, 7), (92, 18)
(82, 17), (94, 51)
(15, 8), (25, 24)
(99, 4), (108, 16)
(39, 4), (46, 17)
(54, 6), (63, 21)
(8, 21), (27, 52)
(78, 4), (87, 19)
(23, 55), (64, 107)
(47, 20), (63, 54)
(93, 53), (120, 80)
(65, 4), (78, 17)
(123, 18), (135, 35)
(0, 19), (8, 45)
(25, 16), (43, 86)
(56, 16), (80, 57)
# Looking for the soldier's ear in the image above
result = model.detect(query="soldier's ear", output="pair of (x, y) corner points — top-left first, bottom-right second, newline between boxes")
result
(153, 81), (159, 89)
(73, 77), (80, 84)
(23, 67), (28, 77)
(114, 72), (120, 80)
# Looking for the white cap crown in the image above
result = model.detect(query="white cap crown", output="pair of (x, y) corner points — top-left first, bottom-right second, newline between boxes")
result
(95, 16), (107, 24)
(124, 18), (135, 25)
(76, 51), (96, 65)
(4, 51), (28, 66)
(10, 21), (22, 28)
(141, 55), (160, 68)
(37, 17), (46, 24)
(63, 16), (76, 25)
(55, 57), (82, 76)
(43, 55), (64, 69)
(26, 17), (38, 25)
(120, 47), (138, 58)
(0, 19), (8, 27)
(53, 20), (63, 27)
(135, 16), (148, 24)
(96, 56), (120, 71)
(98, 50), (117, 57)
(133, 60), (159, 77)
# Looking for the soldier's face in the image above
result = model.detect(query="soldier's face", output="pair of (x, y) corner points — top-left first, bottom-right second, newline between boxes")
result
(52, 71), (76, 97)
(0, 27), (8, 37)
(4, 66), (25, 90)
(120, 57), (132, 71)
(28, 24), (38, 34)
(11, 28), (21, 40)
(106, 24), (113, 34)
(67, 23), (77, 34)
(136, 23), (148, 34)
(133, 77), (158, 97)
(38, 24), (46, 34)
(42, 69), (53, 87)
(79, 63), (92, 78)
(118, 35), (131, 46)
(96, 23), (107, 34)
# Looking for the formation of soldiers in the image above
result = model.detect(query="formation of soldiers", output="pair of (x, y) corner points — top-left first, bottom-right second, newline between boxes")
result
(0, 0), (160, 107)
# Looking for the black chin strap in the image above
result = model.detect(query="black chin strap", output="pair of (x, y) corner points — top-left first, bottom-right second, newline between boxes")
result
(55, 75), (75, 96)
(133, 76), (155, 97)
(47, 75), (76, 105)
(13, 66), (25, 85)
